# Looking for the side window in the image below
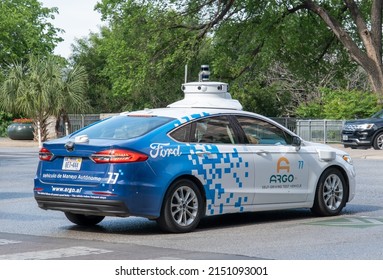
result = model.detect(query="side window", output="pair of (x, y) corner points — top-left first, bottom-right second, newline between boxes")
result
(236, 116), (292, 145)
(170, 123), (191, 142)
(169, 116), (237, 144)
(195, 116), (237, 144)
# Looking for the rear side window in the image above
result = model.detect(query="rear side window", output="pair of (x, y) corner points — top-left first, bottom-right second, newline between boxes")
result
(71, 116), (173, 140)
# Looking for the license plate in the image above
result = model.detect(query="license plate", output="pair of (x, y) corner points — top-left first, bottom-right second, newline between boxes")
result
(342, 135), (348, 141)
(62, 157), (82, 171)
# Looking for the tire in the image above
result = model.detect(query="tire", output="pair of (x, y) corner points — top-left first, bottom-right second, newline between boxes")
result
(64, 212), (105, 226)
(373, 132), (383, 150)
(157, 179), (204, 233)
(311, 168), (348, 216)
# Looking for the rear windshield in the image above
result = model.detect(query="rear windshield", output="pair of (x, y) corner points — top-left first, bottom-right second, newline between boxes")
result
(70, 115), (174, 140)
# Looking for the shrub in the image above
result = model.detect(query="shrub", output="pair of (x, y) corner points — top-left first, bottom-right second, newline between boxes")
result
(295, 88), (380, 119)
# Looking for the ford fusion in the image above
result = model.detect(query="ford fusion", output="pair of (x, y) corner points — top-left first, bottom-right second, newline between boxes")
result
(34, 79), (356, 233)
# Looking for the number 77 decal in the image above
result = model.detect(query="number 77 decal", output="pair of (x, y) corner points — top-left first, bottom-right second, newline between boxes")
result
(107, 172), (119, 184)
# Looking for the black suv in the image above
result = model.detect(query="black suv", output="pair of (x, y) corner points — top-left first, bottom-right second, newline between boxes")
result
(342, 109), (383, 149)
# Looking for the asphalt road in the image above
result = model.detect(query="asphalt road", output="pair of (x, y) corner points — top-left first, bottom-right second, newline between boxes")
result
(1, 144), (383, 260)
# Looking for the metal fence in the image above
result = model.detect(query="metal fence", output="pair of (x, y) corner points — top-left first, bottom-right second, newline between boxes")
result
(270, 117), (297, 133)
(57, 114), (101, 136)
(296, 119), (345, 143)
(60, 114), (344, 144)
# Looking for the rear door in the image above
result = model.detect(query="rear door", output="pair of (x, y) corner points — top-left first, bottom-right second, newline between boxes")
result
(170, 115), (256, 213)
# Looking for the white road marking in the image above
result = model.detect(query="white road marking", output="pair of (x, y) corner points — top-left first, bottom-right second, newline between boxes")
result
(0, 246), (112, 260)
(309, 217), (383, 227)
(0, 239), (22, 245)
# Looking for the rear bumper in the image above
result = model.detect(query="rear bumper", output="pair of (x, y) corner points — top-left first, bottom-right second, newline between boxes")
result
(35, 195), (132, 217)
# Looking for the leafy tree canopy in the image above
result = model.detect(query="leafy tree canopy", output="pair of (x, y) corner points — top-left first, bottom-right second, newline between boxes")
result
(90, 0), (215, 111)
(0, 0), (63, 65)
(68, 0), (381, 118)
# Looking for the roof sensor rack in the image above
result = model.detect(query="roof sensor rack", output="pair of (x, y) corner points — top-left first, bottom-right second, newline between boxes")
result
(167, 65), (243, 110)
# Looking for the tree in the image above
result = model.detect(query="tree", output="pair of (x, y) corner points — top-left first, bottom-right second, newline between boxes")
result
(0, 0), (63, 65)
(70, 0), (381, 116)
(166, 0), (383, 101)
(88, 0), (213, 111)
(0, 55), (90, 142)
(293, 0), (383, 102)
(70, 32), (116, 113)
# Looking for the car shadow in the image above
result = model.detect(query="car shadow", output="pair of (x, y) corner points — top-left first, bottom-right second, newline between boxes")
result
(63, 204), (383, 235)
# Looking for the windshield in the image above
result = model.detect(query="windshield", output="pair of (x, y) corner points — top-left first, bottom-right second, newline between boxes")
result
(371, 110), (383, 119)
(71, 115), (174, 140)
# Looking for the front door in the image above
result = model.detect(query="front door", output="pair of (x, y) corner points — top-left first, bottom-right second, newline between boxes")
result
(235, 115), (309, 205)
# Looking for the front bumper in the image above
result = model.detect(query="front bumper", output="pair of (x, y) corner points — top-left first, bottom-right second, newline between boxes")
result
(341, 130), (374, 148)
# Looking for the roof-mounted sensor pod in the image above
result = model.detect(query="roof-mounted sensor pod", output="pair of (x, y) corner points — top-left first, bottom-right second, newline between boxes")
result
(167, 65), (243, 110)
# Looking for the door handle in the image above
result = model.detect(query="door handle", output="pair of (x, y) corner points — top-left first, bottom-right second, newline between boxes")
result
(196, 151), (212, 157)
(255, 150), (269, 155)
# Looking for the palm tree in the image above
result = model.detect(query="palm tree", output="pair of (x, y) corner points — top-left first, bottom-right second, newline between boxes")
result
(0, 55), (90, 143)
(55, 63), (91, 137)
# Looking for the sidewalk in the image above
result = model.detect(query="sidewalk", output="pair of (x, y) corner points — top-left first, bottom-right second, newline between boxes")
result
(1, 137), (383, 159)
(330, 143), (383, 160)
(0, 137), (39, 148)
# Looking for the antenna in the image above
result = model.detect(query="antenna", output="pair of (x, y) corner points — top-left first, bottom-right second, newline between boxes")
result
(184, 65), (188, 83)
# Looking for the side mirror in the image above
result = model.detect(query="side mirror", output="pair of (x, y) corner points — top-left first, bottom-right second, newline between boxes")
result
(292, 136), (301, 151)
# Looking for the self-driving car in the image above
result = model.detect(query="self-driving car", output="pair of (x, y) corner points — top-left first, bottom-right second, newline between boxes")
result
(34, 70), (356, 233)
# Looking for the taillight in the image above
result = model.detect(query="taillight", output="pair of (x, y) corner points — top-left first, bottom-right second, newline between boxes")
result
(39, 147), (53, 161)
(90, 149), (148, 163)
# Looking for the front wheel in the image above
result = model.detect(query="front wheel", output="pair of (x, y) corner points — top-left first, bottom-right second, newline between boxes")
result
(373, 132), (383, 150)
(311, 168), (348, 216)
(64, 212), (105, 226)
(157, 179), (204, 233)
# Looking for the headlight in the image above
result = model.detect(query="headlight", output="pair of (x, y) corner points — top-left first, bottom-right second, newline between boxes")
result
(356, 123), (374, 130)
(342, 154), (353, 165)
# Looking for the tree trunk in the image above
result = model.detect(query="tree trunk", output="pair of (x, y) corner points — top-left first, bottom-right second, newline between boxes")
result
(367, 68), (383, 104)
(301, 0), (383, 101)
(34, 113), (50, 142)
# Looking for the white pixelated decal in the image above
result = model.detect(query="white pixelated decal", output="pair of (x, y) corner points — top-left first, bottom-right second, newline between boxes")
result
(187, 144), (252, 215)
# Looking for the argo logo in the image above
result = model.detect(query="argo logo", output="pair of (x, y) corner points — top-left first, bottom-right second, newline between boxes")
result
(277, 157), (290, 173)
(270, 157), (295, 183)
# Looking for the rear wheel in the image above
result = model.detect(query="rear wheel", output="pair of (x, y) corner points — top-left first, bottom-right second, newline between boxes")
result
(157, 179), (203, 233)
(373, 132), (383, 150)
(64, 212), (105, 226)
(311, 168), (348, 216)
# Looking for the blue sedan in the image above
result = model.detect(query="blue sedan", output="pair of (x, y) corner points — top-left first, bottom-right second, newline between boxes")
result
(34, 79), (356, 233)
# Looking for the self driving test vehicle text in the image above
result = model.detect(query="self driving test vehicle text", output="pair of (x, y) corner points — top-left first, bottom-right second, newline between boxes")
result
(34, 66), (356, 233)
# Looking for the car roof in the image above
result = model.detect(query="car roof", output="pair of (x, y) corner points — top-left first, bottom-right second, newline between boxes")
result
(122, 107), (248, 119)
